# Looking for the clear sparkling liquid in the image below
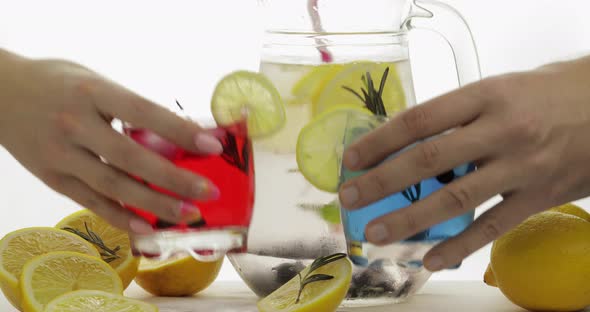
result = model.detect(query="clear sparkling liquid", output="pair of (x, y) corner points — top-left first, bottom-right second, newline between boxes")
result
(228, 59), (437, 305)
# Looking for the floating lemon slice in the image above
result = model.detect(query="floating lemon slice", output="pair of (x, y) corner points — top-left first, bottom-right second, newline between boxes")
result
(313, 62), (406, 117)
(291, 64), (344, 103)
(211, 70), (285, 138)
(20, 251), (123, 312)
(44, 290), (158, 312)
(296, 106), (378, 193)
(0, 227), (100, 310)
(257, 253), (352, 312)
(56, 209), (140, 289)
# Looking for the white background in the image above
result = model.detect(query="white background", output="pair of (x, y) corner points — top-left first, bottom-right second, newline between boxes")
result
(0, 0), (589, 283)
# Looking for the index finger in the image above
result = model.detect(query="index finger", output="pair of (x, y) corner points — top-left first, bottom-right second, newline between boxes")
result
(342, 80), (489, 171)
(88, 80), (222, 155)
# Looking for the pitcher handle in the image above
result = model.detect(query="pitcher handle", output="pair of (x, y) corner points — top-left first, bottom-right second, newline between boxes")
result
(404, 0), (482, 86)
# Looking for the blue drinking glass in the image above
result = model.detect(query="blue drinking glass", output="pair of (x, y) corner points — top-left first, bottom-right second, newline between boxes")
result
(339, 113), (476, 268)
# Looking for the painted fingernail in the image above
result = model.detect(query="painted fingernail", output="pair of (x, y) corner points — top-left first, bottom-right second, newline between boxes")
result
(129, 219), (154, 235)
(180, 201), (201, 222)
(344, 149), (360, 169)
(194, 133), (223, 155)
(208, 183), (221, 200)
(366, 223), (390, 244)
(425, 255), (444, 271)
(195, 180), (221, 200)
(340, 185), (359, 208)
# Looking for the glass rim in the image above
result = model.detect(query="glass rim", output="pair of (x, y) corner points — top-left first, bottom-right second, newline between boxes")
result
(349, 112), (389, 121)
(264, 29), (409, 36)
(262, 30), (410, 49)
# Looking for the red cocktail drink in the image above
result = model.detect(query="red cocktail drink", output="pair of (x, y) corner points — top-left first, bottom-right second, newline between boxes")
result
(123, 120), (254, 261)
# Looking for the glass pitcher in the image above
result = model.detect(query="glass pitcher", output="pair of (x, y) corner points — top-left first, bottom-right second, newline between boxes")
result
(227, 0), (481, 306)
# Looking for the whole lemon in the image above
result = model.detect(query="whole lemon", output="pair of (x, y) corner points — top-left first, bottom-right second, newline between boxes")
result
(490, 211), (590, 312)
(550, 203), (590, 222)
(483, 263), (497, 287)
(56, 209), (140, 289)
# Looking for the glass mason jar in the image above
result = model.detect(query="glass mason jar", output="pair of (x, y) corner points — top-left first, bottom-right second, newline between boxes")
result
(227, 0), (481, 306)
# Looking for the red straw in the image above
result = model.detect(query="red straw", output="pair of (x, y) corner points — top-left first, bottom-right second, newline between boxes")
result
(307, 0), (333, 63)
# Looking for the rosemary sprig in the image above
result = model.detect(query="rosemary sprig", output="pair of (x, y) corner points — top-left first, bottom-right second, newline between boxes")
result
(175, 99), (184, 110)
(220, 132), (250, 174)
(176, 99), (250, 174)
(343, 68), (424, 204)
(401, 183), (422, 203)
(295, 253), (347, 303)
(62, 222), (121, 263)
(436, 170), (455, 184)
(241, 135), (251, 173)
(342, 67), (390, 117)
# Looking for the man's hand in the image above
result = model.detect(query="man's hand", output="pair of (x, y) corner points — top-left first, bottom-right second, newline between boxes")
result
(338, 56), (590, 271)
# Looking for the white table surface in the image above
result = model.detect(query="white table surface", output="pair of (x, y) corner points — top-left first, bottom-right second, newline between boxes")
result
(4, 280), (574, 312)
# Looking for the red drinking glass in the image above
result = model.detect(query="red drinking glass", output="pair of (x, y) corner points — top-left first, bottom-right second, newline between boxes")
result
(123, 120), (254, 262)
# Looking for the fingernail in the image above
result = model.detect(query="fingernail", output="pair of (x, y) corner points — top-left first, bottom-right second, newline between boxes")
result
(129, 219), (154, 235)
(208, 183), (221, 200)
(344, 150), (360, 169)
(340, 185), (359, 208)
(425, 255), (445, 271)
(194, 133), (223, 155)
(131, 247), (141, 257)
(449, 262), (462, 270)
(180, 201), (201, 222)
(207, 128), (226, 139)
(366, 223), (390, 243)
(195, 180), (221, 200)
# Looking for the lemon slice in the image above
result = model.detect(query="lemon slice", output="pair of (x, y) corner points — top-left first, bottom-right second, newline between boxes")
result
(134, 255), (223, 297)
(44, 290), (158, 312)
(20, 251), (123, 312)
(291, 64), (344, 103)
(296, 106), (378, 193)
(0, 227), (100, 310)
(257, 253), (352, 312)
(56, 209), (140, 289)
(211, 70), (285, 138)
(313, 62), (407, 117)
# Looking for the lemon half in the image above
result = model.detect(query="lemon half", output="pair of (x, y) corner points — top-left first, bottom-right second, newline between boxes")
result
(134, 255), (223, 297)
(56, 209), (140, 289)
(257, 254), (352, 312)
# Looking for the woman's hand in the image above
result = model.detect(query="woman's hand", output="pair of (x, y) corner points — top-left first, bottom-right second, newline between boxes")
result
(338, 55), (590, 271)
(0, 50), (222, 233)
